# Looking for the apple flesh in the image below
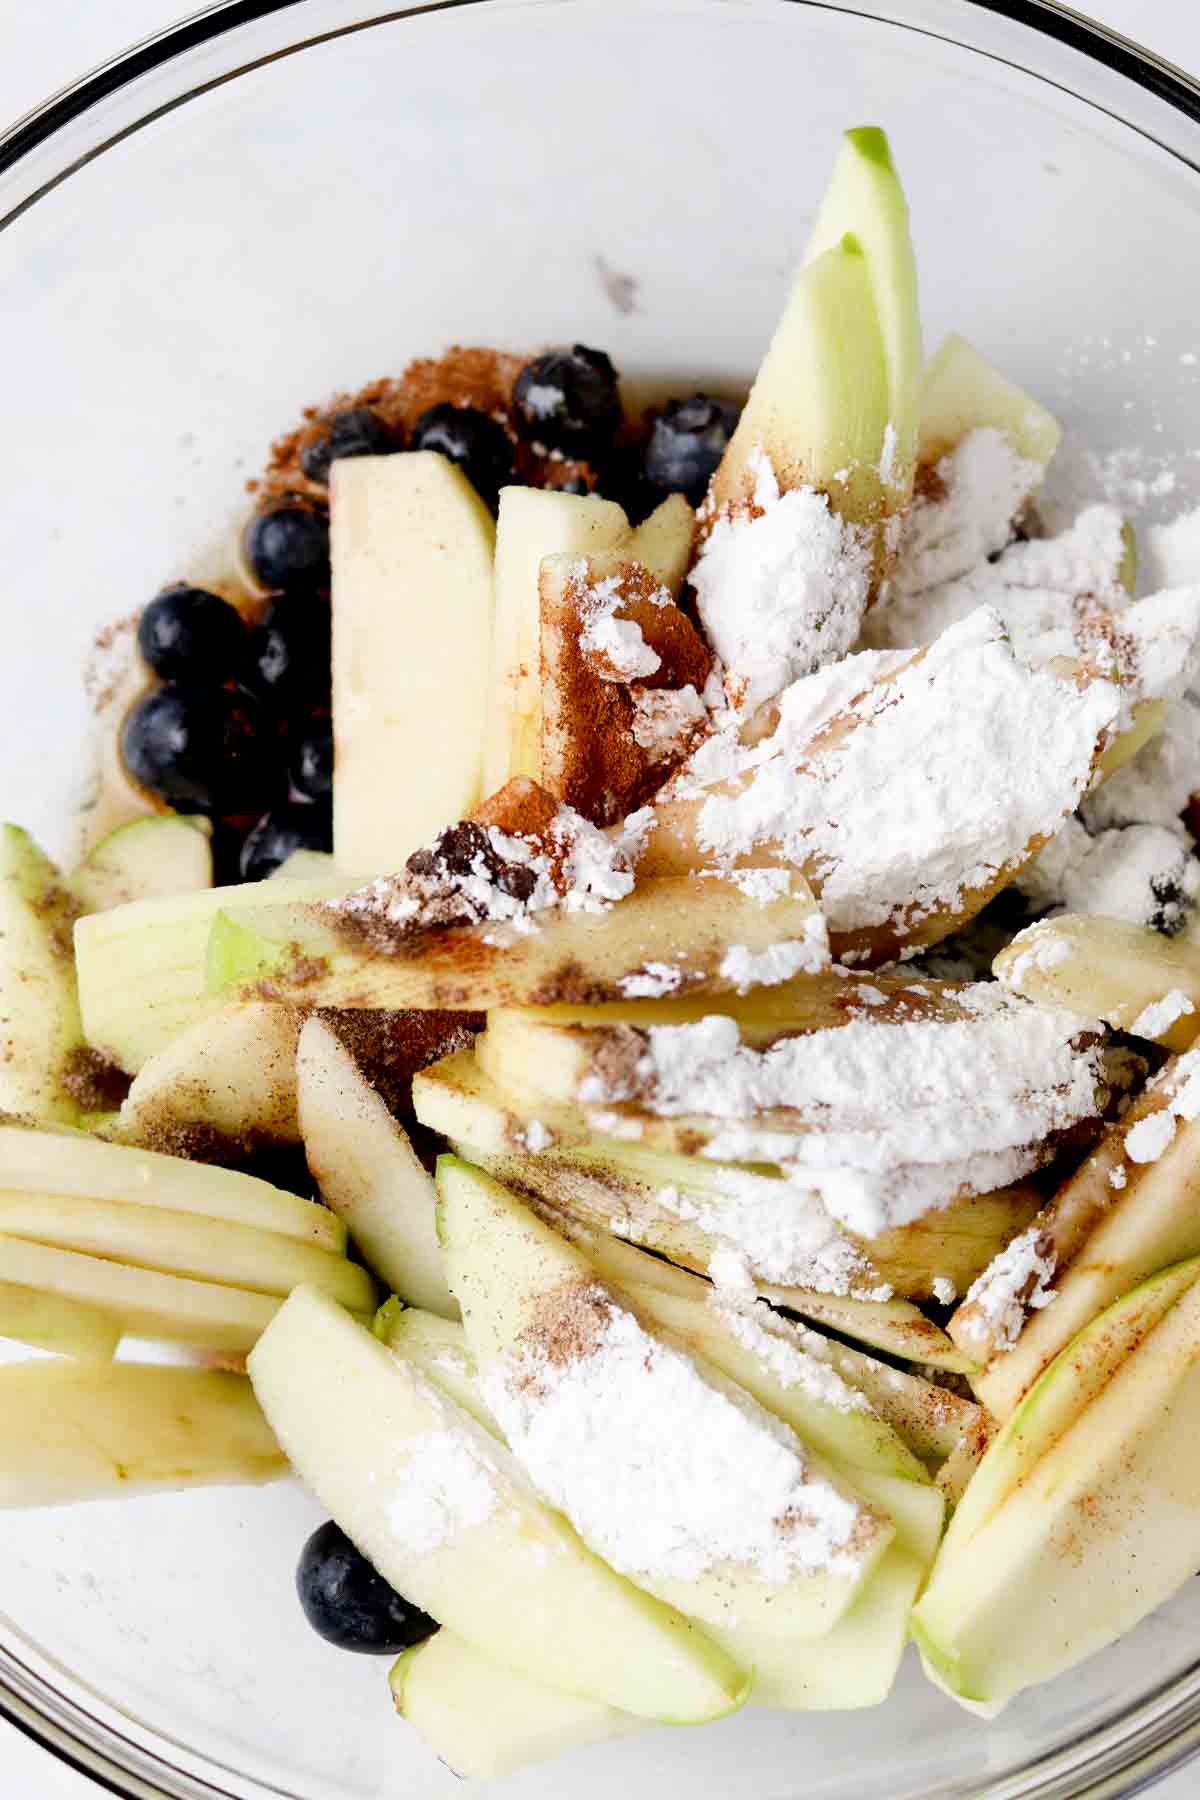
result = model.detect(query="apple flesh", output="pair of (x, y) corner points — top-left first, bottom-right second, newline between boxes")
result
(331, 452), (496, 875)
(995, 914), (1200, 1051)
(0, 824), (86, 1124)
(248, 1284), (750, 1723)
(114, 1000), (302, 1152)
(0, 1281), (122, 1361)
(918, 332), (1061, 468)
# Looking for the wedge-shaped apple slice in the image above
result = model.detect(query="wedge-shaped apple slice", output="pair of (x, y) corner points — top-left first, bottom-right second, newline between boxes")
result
(0, 1191), (374, 1310)
(74, 873), (350, 1071)
(0, 1362), (285, 1506)
(639, 611), (1121, 965)
(804, 125), (922, 505)
(206, 868), (828, 1013)
(249, 1284), (748, 1723)
(912, 1259), (1200, 1707)
(68, 815), (213, 914)
(297, 1016), (457, 1317)
(0, 1282), (121, 1361)
(0, 824), (88, 1124)
(0, 1122), (345, 1249)
(390, 1630), (641, 1780)
(995, 914), (1200, 1050)
(539, 551), (713, 822)
(918, 333), (1062, 468)
(331, 453), (496, 874)
(956, 1052), (1200, 1420)
(438, 1157), (893, 1640)
(627, 493), (695, 590)
(710, 233), (889, 525)
(113, 1000), (302, 1156)
(374, 1301), (499, 1433)
(483, 486), (630, 792)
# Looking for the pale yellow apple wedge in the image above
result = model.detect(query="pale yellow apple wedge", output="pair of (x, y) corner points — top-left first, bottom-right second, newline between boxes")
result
(113, 1000), (302, 1153)
(995, 914), (1200, 1050)
(68, 815), (213, 915)
(918, 332), (1061, 467)
(0, 1282), (122, 1361)
(0, 825), (87, 1124)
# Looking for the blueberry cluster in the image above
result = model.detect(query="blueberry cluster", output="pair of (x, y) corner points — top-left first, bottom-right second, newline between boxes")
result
(122, 504), (335, 881)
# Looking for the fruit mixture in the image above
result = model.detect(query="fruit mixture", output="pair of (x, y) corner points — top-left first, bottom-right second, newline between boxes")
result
(9, 123), (1200, 1779)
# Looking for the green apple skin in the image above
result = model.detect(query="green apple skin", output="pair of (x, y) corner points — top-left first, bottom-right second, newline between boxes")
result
(68, 815), (212, 914)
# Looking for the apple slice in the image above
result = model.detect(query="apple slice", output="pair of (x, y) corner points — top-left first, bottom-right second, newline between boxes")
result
(390, 1630), (641, 1779)
(374, 1301), (499, 1433)
(438, 1157), (893, 1639)
(68, 815), (213, 914)
(804, 125), (922, 505)
(995, 914), (1200, 1050)
(0, 1282), (121, 1361)
(710, 233), (889, 526)
(918, 332), (1061, 468)
(74, 873), (350, 1072)
(0, 1121), (344, 1249)
(249, 1285), (749, 1723)
(331, 453), (496, 875)
(269, 848), (338, 881)
(0, 825), (86, 1124)
(483, 486), (630, 791)
(114, 1000), (302, 1155)
(911, 1258), (1200, 1707)
(205, 869), (828, 1013)
(0, 1191), (375, 1310)
(297, 1016), (457, 1317)
(0, 1362), (284, 1505)
(627, 494), (695, 591)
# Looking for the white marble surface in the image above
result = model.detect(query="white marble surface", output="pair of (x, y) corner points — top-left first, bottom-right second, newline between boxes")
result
(2, 0), (1200, 1795)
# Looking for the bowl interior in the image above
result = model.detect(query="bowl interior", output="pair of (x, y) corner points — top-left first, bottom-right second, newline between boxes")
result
(3, 2), (1200, 1795)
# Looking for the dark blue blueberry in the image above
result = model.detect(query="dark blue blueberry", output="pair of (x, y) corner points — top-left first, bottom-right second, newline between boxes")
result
(291, 719), (334, 803)
(247, 598), (331, 710)
(239, 802), (332, 881)
(244, 505), (330, 594)
(301, 408), (398, 485)
(643, 393), (742, 506)
(410, 403), (515, 510)
(122, 683), (280, 817)
(137, 586), (247, 683)
(513, 345), (622, 453)
(296, 1521), (437, 1655)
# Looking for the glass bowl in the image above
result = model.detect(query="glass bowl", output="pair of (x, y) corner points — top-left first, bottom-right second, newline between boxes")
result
(3, 1), (1200, 1794)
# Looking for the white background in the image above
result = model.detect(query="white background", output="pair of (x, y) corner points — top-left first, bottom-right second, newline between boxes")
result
(2, 0), (1200, 1795)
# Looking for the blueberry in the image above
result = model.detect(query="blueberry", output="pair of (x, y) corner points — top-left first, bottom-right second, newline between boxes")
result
(244, 504), (330, 594)
(410, 403), (515, 510)
(301, 408), (398, 485)
(122, 683), (281, 817)
(247, 598), (332, 709)
(239, 802), (332, 881)
(137, 585), (247, 683)
(291, 719), (334, 803)
(513, 345), (622, 453)
(296, 1521), (437, 1655)
(644, 393), (742, 506)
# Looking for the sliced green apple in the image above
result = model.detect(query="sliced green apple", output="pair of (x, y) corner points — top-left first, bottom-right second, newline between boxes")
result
(0, 824), (86, 1124)
(912, 1258), (1200, 1707)
(483, 486), (629, 792)
(437, 1157), (892, 1640)
(390, 1629), (641, 1779)
(68, 815), (212, 915)
(995, 915), (1200, 1050)
(711, 233), (889, 525)
(805, 125), (922, 503)
(918, 332), (1061, 467)
(0, 1362), (284, 1505)
(74, 874), (349, 1072)
(269, 848), (338, 881)
(0, 1281), (121, 1361)
(296, 1016), (457, 1317)
(331, 452), (495, 875)
(374, 1301), (500, 1434)
(114, 1000), (302, 1154)
(627, 493), (695, 591)
(249, 1284), (749, 1723)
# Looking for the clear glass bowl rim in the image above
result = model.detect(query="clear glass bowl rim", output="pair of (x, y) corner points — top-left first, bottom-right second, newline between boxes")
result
(3, 1), (1200, 1796)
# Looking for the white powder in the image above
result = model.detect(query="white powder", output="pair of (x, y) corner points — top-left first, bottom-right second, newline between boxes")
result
(683, 608), (1120, 936)
(931, 1275), (957, 1305)
(520, 383), (563, 421)
(958, 1226), (1058, 1355)
(485, 1285), (873, 1586)
(718, 916), (831, 994)
(691, 450), (873, 711)
(1130, 990), (1196, 1040)
(890, 428), (1044, 597)
(1110, 1165), (1128, 1190)
(712, 867), (796, 902)
(712, 1299), (869, 1413)
(630, 685), (708, 761)
(651, 1169), (882, 1296)
(583, 609), (662, 682)
(1083, 694), (1200, 834)
(1016, 821), (1200, 931)
(1001, 923), (1076, 989)
(618, 962), (685, 999)
(384, 1427), (498, 1553)
(1144, 508), (1200, 593)
(1122, 1048), (1200, 1166)
(519, 1120), (555, 1153)
(1125, 1109), (1177, 1164)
